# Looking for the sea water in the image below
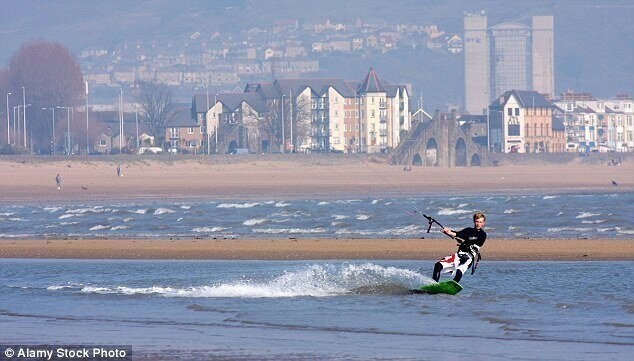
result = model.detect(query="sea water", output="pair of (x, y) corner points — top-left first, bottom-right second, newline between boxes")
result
(1, 193), (632, 240)
(1, 259), (632, 360)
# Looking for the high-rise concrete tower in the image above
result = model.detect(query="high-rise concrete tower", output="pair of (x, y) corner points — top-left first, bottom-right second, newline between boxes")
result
(489, 22), (531, 102)
(463, 13), (555, 113)
(463, 12), (488, 115)
(531, 15), (555, 99)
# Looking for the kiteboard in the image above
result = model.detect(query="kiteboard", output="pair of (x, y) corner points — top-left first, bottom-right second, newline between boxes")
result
(410, 280), (463, 295)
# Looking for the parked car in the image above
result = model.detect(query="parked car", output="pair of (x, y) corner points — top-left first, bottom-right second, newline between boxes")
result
(138, 147), (163, 154)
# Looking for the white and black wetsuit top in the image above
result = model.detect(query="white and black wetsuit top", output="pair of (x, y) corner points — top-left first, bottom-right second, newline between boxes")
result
(455, 227), (486, 253)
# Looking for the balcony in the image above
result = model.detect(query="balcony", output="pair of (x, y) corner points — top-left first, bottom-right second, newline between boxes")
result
(379, 115), (386, 123)
(379, 101), (387, 109)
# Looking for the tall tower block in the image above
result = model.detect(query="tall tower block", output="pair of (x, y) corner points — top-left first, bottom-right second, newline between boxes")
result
(531, 15), (554, 99)
(463, 13), (488, 115)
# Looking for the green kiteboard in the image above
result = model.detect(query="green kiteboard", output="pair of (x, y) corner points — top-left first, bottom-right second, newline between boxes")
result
(410, 280), (463, 295)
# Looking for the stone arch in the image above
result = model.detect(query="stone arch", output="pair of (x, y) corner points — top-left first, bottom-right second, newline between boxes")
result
(227, 140), (239, 154)
(455, 137), (467, 167)
(412, 153), (423, 166)
(471, 153), (481, 167)
(425, 138), (438, 166)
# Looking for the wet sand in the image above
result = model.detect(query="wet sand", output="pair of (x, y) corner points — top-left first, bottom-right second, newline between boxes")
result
(1, 238), (631, 261)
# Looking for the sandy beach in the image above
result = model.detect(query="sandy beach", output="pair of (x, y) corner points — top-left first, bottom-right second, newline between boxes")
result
(1, 155), (632, 261)
(1, 238), (632, 261)
(0, 155), (632, 202)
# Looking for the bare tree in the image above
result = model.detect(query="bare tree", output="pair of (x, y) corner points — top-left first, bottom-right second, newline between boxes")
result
(5, 40), (84, 153)
(258, 95), (312, 152)
(135, 80), (175, 147)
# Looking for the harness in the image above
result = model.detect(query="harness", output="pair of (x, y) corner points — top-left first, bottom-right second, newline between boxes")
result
(456, 237), (482, 275)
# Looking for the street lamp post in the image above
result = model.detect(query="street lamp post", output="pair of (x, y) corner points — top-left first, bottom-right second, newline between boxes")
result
(42, 107), (55, 155)
(281, 94), (285, 153)
(57, 106), (71, 155)
(6, 92), (10, 144)
(134, 107), (139, 151)
(85, 81), (90, 155)
(22, 87), (26, 148)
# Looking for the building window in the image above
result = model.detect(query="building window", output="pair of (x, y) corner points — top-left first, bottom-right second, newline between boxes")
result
(515, 108), (520, 116)
(507, 108), (512, 116)
(98, 140), (106, 146)
(188, 127), (194, 134)
(509, 124), (520, 136)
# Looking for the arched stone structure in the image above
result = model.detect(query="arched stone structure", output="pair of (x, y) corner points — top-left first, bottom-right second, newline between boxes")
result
(393, 113), (487, 168)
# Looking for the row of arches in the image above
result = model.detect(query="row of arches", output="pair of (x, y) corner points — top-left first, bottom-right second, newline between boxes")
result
(410, 137), (481, 167)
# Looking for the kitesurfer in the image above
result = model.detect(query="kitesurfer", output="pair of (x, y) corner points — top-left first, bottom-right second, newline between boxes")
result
(432, 212), (486, 283)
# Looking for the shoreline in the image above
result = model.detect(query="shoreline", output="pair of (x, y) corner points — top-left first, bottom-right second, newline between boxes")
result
(0, 158), (632, 202)
(1, 238), (632, 261)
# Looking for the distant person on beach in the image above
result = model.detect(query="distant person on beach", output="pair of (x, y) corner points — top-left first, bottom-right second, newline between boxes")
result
(55, 174), (62, 190)
(117, 164), (122, 177)
(432, 212), (486, 283)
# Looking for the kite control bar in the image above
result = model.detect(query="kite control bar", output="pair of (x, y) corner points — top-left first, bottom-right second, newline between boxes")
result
(422, 213), (464, 245)
(422, 214), (445, 233)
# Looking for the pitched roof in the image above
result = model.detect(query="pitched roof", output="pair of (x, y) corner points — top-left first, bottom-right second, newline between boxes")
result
(216, 92), (268, 113)
(166, 108), (198, 127)
(489, 90), (551, 110)
(358, 67), (386, 94)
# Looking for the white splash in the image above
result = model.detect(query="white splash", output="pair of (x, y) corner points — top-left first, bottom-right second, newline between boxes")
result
(75, 263), (431, 298)
(244, 218), (267, 226)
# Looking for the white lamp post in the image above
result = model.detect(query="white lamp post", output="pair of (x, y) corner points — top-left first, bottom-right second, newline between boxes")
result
(22, 87), (26, 148)
(6, 92), (10, 144)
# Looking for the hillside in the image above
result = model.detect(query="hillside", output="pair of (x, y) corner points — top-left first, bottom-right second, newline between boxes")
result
(1, 0), (632, 109)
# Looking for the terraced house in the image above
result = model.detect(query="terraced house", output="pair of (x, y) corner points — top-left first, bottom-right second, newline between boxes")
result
(191, 68), (411, 154)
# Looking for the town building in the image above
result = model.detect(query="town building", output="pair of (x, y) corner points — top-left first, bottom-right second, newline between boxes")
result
(191, 68), (411, 154)
(488, 90), (565, 153)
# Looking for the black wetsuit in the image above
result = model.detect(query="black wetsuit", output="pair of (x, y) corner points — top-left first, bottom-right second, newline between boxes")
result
(455, 227), (487, 252)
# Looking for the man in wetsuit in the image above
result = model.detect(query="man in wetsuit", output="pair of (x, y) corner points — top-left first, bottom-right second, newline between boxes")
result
(432, 212), (486, 283)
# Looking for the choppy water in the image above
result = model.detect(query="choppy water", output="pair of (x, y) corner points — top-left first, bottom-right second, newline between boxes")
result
(1, 259), (632, 360)
(1, 193), (632, 240)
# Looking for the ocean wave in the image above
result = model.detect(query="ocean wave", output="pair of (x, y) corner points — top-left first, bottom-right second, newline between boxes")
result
(575, 212), (600, 219)
(332, 215), (348, 220)
(75, 263), (430, 298)
(111, 225), (128, 231)
(438, 208), (470, 216)
(192, 226), (228, 233)
(581, 220), (606, 224)
(503, 209), (520, 214)
(252, 227), (326, 234)
(317, 201), (330, 205)
(154, 208), (175, 215)
(355, 214), (371, 220)
(244, 218), (267, 226)
(59, 214), (78, 219)
(130, 209), (148, 214)
(89, 225), (109, 231)
(543, 195), (559, 200)
(274, 202), (290, 207)
(217, 202), (260, 209)
(547, 226), (593, 233)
